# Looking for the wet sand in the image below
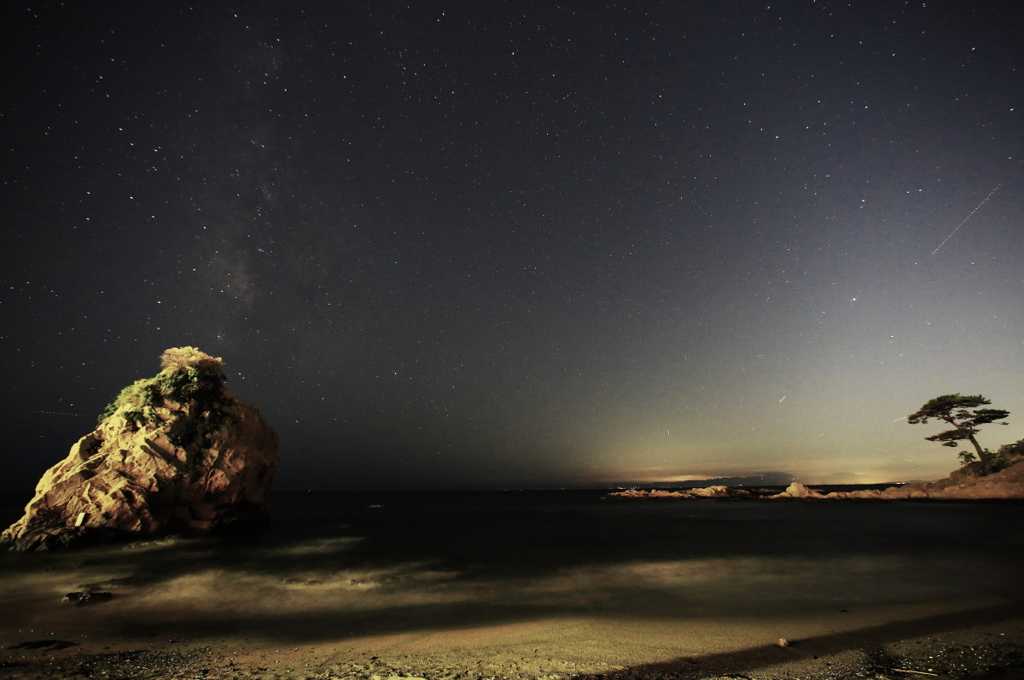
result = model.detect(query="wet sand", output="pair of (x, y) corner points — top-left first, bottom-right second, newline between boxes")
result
(2, 491), (1023, 679)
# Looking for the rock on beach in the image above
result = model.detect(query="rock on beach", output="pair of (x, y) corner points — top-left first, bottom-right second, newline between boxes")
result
(1, 347), (280, 551)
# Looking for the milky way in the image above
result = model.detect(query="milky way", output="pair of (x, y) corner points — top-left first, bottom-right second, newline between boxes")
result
(3, 1), (1022, 490)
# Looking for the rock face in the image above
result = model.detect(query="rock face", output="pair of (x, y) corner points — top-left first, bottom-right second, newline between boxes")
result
(763, 457), (1024, 500)
(771, 482), (825, 499)
(1, 348), (280, 551)
(825, 457), (1024, 500)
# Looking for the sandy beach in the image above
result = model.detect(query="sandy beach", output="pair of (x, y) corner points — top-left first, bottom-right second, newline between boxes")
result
(2, 492), (1023, 679)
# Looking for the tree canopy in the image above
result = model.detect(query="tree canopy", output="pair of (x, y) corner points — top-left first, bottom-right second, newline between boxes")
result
(907, 393), (1010, 469)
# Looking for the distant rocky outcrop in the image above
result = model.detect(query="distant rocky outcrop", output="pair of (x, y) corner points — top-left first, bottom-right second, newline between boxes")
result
(608, 454), (1024, 502)
(1, 348), (280, 551)
(608, 485), (771, 499)
(770, 482), (825, 499)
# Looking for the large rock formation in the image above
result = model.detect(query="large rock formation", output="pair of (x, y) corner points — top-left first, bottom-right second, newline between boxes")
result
(1, 348), (280, 551)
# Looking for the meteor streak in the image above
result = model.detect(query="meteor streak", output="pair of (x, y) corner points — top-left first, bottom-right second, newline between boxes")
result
(931, 184), (1000, 256)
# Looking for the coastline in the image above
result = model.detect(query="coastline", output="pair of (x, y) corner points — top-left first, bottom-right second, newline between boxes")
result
(607, 459), (1024, 502)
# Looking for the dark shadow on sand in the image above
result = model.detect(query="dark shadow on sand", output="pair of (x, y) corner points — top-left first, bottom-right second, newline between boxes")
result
(565, 603), (1024, 680)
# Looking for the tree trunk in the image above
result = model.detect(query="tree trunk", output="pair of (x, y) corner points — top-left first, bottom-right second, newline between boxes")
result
(944, 417), (987, 463)
(967, 433), (989, 464)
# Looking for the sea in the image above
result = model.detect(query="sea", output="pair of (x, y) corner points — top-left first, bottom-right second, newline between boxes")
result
(2, 488), (1022, 639)
(262, 487), (1024, 570)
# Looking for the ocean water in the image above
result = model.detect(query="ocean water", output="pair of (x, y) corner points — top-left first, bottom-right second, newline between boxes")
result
(264, 489), (1024, 574)
(1, 489), (1022, 659)
(3, 490), (1024, 595)
(257, 490), (1024, 619)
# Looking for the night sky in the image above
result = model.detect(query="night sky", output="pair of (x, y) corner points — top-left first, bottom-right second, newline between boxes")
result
(3, 1), (1022, 491)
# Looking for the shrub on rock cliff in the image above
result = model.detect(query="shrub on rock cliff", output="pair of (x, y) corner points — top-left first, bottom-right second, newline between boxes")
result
(1, 347), (280, 551)
(97, 347), (226, 426)
(159, 346), (225, 374)
(988, 438), (1024, 473)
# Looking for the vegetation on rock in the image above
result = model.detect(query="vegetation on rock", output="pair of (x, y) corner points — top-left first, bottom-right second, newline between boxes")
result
(94, 347), (234, 452)
(98, 347), (226, 425)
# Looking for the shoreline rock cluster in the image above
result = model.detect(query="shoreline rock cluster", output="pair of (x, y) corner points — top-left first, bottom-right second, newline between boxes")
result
(608, 455), (1024, 501)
